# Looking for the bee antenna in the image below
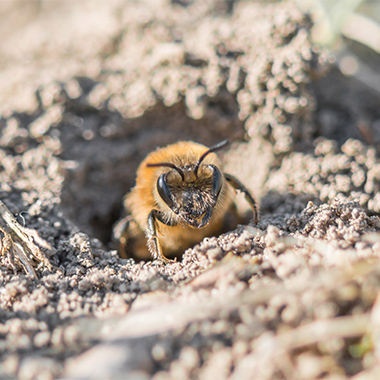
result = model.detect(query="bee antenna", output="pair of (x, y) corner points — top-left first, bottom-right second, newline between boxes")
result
(147, 162), (185, 181)
(194, 140), (229, 176)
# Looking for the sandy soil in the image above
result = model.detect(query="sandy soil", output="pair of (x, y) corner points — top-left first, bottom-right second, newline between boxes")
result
(1, 1), (380, 379)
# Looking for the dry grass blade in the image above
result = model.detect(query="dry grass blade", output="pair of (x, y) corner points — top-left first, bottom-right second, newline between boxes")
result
(12, 242), (37, 278)
(270, 313), (370, 351)
(0, 200), (54, 277)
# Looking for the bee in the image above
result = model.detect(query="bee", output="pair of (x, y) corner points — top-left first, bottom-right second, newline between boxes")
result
(114, 140), (258, 262)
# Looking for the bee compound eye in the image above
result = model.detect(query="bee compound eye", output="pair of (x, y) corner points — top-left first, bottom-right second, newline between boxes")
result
(157, 173), (174, 209)
(210, 165), (223, 198)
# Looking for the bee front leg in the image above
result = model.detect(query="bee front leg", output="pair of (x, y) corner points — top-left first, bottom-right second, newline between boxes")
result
(147, 210), (177, 263)
(224, 173), (259, 223)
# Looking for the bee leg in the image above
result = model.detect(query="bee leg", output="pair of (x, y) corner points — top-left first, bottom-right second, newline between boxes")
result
(113, 215), (135, 258)
(147, 210), (178, 263)
(224, 173), (259, 223)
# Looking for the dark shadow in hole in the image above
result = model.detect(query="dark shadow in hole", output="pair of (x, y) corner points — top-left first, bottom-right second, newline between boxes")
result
(58, 86), (245, 247)
(260, 190), (321, 217)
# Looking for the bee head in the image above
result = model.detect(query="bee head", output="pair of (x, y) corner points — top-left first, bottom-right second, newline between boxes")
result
(147, 141), (228, 228)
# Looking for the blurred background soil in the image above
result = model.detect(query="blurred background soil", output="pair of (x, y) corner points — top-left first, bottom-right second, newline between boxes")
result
(1, 0), (380, 379)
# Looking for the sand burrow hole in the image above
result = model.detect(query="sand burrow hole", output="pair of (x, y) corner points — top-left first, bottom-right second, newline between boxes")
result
(58, 87), (244, 246)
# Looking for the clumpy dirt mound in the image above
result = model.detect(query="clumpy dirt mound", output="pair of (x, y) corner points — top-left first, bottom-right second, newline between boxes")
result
(265, 137), (380, 213)
(1, 0), (380, 379)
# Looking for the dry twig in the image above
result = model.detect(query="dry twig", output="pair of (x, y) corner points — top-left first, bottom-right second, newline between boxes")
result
(0, 200), (54, 278)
